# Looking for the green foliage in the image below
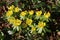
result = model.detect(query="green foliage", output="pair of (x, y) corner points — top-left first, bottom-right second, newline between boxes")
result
(0, 31), (4, 40)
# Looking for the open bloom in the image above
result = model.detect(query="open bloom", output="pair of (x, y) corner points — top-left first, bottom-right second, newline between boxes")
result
(20, 11), (26, 17)
(13, 19), (22, 26)
(6, 11), (13, 17)
(26, 18), (33, 25)
(14, 7), (20, 12)
(36, 10), (42, 16)
(7, 17), (15, 24)
(8, 5), (15, 10)
(28, 10), (34, 15)
(37, 22), (46, 28)
(44, 12), (50, 18)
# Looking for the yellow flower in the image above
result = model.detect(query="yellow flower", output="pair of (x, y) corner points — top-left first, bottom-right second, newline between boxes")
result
(8, 5), (15, 10)
(14, 7), (20, 12)
(28, 10), (34, 15)
(31, 26), (36, 32)
(26, 18), (33, 25)
(44, 12), (50, 18)
(38, 22), (46, 28)
(20, 11), (26, 17)
(36, 10), (42, 16)
(13, 19), (22, 26)
(7, 17), (15, 24)
(6, 11), (13, 17)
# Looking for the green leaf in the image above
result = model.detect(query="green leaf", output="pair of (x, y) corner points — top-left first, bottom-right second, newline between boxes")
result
(14, 0), (19, 6)
(38, 28), (43, 33)
(45, 28), (51, 32)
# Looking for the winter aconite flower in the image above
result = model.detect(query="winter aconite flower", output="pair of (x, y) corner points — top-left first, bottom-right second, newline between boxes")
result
(6, 11), (13, 17)
(20, 11), (26, 17)
(26, 18), (33, 25)
(28, 10), (34, 15)
(7, 17), (15, 24)
(44, 12), (50, 18)
(8, 5), (15, 10)
(38, 22), (46, 28)
(14, 7), (20, 12)
(13, 19), (22, 26)
(36, 10), (42, 16)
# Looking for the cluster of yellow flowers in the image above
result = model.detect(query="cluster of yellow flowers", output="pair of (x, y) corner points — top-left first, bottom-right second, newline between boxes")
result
(6, 5), (20, 17)
(7, 17), (22, 27)
(5, 5), (51, 33)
